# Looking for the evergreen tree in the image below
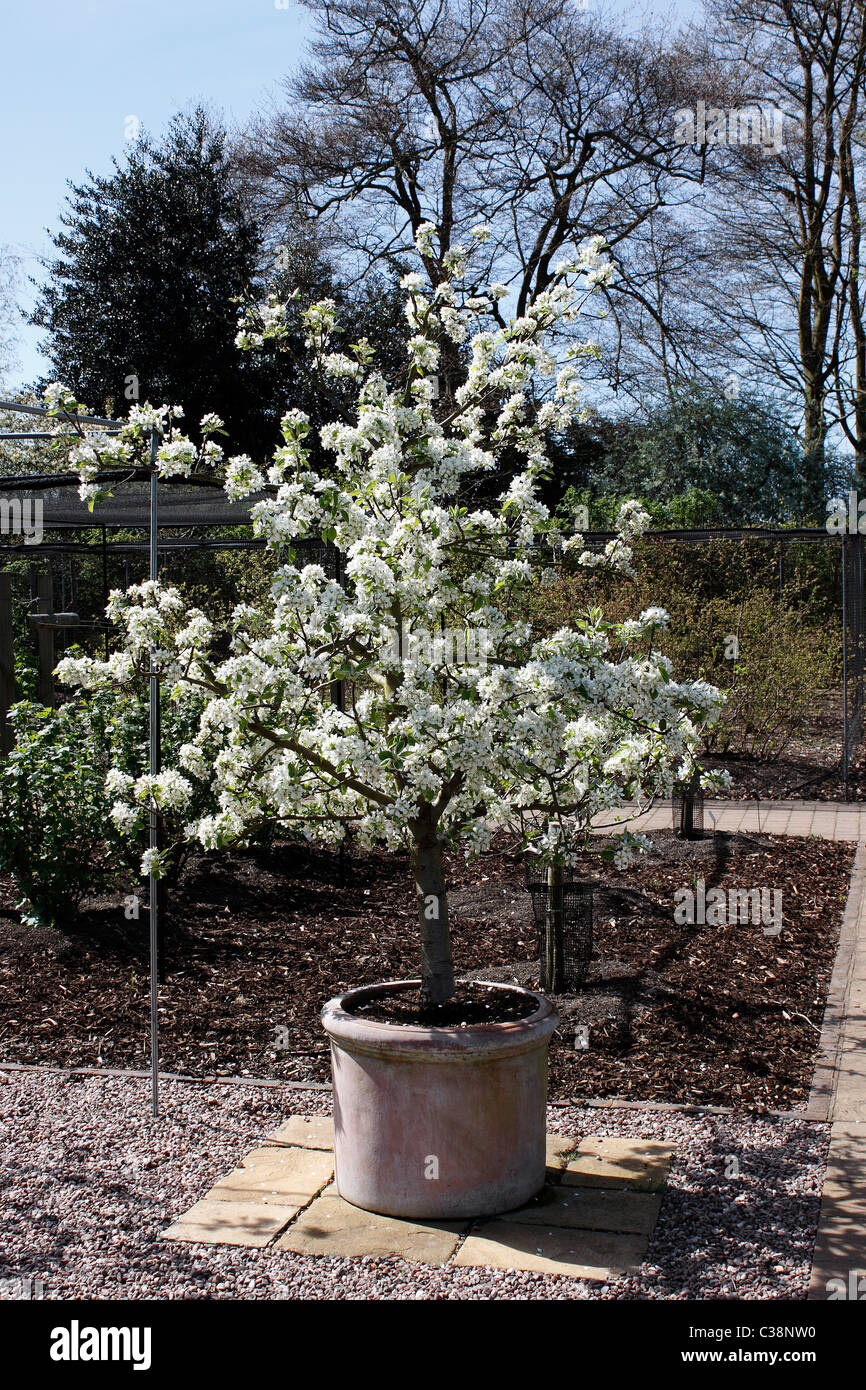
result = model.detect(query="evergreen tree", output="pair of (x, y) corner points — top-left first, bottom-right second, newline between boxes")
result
(32, 109), (272, 453)
(32, 108), (413, 460)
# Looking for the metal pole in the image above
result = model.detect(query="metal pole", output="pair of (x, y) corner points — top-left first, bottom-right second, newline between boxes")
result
(843, 537), (849, 801)
(101, 526), (109, 659)
(35, 570), (56, 708)
(0, 572), (16, 756)
(0, 397), (120, 428)
(148, 429), (160, 1118)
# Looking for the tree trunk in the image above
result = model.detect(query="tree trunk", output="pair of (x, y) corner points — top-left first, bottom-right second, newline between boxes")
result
(803, 384), (826, 486)
(410, 810), (455, 1006)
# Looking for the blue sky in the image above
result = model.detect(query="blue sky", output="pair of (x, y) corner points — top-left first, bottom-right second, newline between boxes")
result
(1, 0), (699, 390)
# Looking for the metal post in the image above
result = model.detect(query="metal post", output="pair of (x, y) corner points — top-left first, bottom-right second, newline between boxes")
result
(35, 570), (56, 708)
(331, 544), (347, 884)
(148, 429), (160, 1118)
(843, 537), (849, 801)
(101, 526), (109, 659)
(0, 573), (16, 755)
(544, 859), (564, 993)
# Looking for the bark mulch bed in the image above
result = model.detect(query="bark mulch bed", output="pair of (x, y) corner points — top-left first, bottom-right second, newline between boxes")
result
(702, 699), (866, 800)
(0, 831), (852, 1111)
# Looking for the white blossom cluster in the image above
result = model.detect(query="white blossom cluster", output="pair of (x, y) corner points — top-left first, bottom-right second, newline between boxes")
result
(44, 390), (229, 507)
(52, 225), (723, 872)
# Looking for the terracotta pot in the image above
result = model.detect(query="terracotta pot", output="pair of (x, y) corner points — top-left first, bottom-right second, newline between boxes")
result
(320, 978), (559, 1219)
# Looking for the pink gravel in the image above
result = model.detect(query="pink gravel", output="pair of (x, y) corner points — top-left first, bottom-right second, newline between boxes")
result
(0, 1070), (828, 1300)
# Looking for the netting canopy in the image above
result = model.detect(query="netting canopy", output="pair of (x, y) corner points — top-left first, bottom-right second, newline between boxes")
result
(0, 476), (268, 528)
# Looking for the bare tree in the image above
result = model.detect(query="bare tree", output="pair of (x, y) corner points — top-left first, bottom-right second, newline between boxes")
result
(618, 0), (866, 482)
(238, 0), (709, 400)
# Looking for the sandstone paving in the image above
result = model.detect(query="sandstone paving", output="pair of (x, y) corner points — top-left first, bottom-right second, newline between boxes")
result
(276, 1194), (469, 1265)
(265, 1116), (335, 1150)
(557, 1137), (675, 1191)
(503, 1184), (661, 1235)
(165, 1126), (672, 1279)
(205, 1145), (334, 1204)
(451, 1220), (647, 1280)
(163, 1199), (300, 1248)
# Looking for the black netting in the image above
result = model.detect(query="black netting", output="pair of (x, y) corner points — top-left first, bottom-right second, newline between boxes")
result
(525, 863), (593, 991)
(0, 480), (268, 528)
(673, 772), (706, 839)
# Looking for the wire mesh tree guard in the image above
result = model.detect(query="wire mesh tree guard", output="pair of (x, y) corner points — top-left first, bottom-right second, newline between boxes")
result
(673, 768), (707, 840)
(524, 860), (594, 992)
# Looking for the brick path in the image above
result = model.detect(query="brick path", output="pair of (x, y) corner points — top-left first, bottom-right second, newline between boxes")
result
(807, 842), (866, 1299)
(592, 798), (866, 842)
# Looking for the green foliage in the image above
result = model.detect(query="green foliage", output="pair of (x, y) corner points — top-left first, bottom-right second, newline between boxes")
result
(521, 541), (841, 764)
(558, 485), (723, 531)
(30, 106), (415, 465)
(552, 388), (849, 526)
(0, 680), (215, 927)
(0, 696), (118, 925)
(662, 593), (840, 760)
(159, 541), (280, 627)
(31, 108), (270, 454)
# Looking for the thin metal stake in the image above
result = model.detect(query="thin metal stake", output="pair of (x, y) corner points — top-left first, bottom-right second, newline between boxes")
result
(843, 537), (849, 801)
(148, 430), (160, 1118)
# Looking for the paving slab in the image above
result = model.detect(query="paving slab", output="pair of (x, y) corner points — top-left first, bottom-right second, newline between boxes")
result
(206, 1145), (334, 1204)
(808, 1185), (866, 1298)
(163, 1199), (299, 1248)
(503, 1184), (661, 1234)
(546, 1133), (579, 1166)
(452, 1220), (647, 1280)
(558, 1137), (675, 1191)
(275, 1194), (469, 1264)
(265, 1116), (335, 1150)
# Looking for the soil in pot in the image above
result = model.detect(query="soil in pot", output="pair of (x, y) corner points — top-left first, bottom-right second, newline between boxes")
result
(345, 981), (539, 1026)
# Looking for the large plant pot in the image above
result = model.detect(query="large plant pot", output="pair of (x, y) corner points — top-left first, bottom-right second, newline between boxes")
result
(320, 978), (559, 1219)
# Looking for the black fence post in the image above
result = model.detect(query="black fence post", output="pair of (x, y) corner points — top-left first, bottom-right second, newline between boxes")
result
(0, 572), (16, 754)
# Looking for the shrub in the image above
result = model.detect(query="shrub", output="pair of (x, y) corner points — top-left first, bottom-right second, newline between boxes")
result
(0, 696), (118, 925)
(0, 682), (216, 926)
(671, 594), (839, 760)
(521, 562), (840, 764)
(557, 485), (723, 531)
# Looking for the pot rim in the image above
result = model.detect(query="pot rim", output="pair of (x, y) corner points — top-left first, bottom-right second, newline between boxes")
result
(321, 977), (559, 1061)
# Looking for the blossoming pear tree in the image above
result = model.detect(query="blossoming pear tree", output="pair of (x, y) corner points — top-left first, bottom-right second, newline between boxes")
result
(54, 223), (723, 1006)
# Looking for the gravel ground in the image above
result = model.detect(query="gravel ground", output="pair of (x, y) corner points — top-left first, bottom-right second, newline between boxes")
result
(0, 1070), (828, 1301)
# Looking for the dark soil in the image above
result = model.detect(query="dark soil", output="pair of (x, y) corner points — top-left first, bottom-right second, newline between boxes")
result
(347, 981), (538, 1026)
(0, 831), (852, 1111)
